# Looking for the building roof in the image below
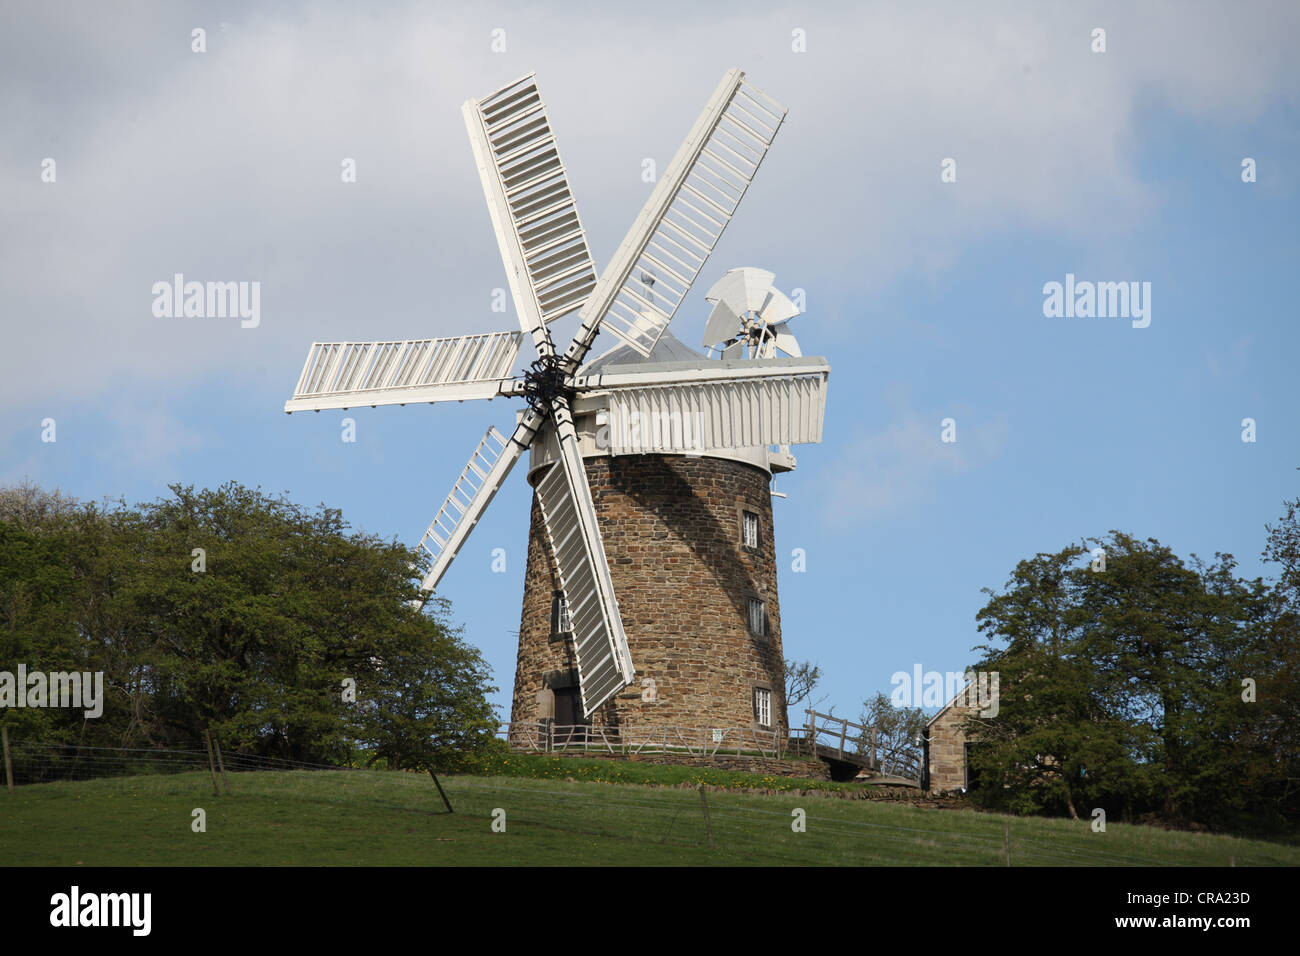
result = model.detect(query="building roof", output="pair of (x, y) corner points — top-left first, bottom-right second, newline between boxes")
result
(925, 680), (981, 728)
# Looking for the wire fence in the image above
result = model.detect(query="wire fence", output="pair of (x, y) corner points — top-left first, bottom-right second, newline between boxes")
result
(0, 737), (1209, 867)
(3, 739), (354, 787)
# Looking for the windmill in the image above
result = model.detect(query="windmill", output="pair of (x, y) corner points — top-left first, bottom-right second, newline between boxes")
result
(285, 70), (830, 724)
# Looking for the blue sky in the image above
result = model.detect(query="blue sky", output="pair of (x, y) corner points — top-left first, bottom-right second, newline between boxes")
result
(2, 1), (1297, 722)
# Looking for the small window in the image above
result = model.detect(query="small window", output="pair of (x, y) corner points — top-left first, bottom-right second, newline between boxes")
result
(742, 511), (759, 549)
(747, 597), (766, 637)
(550, 590), (572, 641)
(753, 687), (772, 727)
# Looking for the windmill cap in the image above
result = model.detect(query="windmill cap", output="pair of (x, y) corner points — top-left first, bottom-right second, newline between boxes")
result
(580, 329), (704, 374)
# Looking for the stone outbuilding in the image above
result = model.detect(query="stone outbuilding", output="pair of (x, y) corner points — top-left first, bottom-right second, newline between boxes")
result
(924, 685), (982, 793)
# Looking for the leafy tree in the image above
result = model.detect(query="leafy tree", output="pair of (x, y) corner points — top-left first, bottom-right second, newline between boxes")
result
(859, 692), (925, 774)
(1251, 490), (1300, 824)
(1264, 490), (1300, 610)
(0, 518), (81, 742)
(966, 532), (1291, 829)
(964, 547), (1155, 818)
(0, 481), (500, 772)
(0, 480), (86, 528)
(358, 597), (499, 773)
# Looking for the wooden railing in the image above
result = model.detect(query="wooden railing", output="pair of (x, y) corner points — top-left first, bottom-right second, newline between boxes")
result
(498, 710), (923, 782)
(800, 709), (922, 781)
(498, 722), (789, 759)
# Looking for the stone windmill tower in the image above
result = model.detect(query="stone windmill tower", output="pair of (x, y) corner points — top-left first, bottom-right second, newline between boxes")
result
(283, 71), (829, 741)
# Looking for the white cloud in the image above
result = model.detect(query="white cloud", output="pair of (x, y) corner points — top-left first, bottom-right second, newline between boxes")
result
(90, 398), (208, 479)
(0, 0), (1294, 417)
(823, 397), (1010, 524)
(1206, 334), (1255, 379)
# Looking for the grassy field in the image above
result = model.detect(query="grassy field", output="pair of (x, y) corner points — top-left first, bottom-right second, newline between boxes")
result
(2, 766), (1296, 866)
(462, 751), (854, 790)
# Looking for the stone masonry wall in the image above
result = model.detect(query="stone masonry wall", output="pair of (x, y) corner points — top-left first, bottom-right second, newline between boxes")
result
(511, 453), (789, 738)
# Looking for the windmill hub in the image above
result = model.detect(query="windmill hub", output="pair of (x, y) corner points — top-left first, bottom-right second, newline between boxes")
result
(522, 356), (574, 418)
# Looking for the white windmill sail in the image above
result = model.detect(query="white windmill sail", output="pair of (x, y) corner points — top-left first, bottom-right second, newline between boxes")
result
(564, 69), (787, 367)
(412, 76), (630, 725)
(464, 74), (598, 353)
(411, 74), (598, 594)
(285, 332), (523, 413)
(414, 406), (547, 592)
(418, 425), (518, 591)
(533, 415), (635, 717)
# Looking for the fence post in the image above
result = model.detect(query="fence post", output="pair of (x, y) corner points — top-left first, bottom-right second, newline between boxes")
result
(2, 726), (12, 792)
(838, 718), (847, 759)
(428, 769), (454, 813)
(212, 732), (232, 796)
(871, 728), (879, 770)
(1004, 823), (1011, 867)
(202, 728), (220, 797)
(698, 784), (715, 850)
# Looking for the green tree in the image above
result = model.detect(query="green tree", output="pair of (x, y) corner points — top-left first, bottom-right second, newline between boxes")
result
(121, 481), (497, 764)
(358, 597), (499, 773)
(1264, 490), (1300, 610)
(961, 543), (1149, 818)
(966, 532), (1288, 829)
(1250, 490), (1300, 825)
(859, 692), (925, 775)
(0, 518), (82, 743)
(0, 481), (501, 773)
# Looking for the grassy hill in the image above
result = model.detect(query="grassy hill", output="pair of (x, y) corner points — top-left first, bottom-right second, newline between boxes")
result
(2, 766), (1296, 866)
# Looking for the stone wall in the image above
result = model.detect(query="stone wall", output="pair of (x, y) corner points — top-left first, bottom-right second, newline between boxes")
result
(511, 452), (788, 738)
